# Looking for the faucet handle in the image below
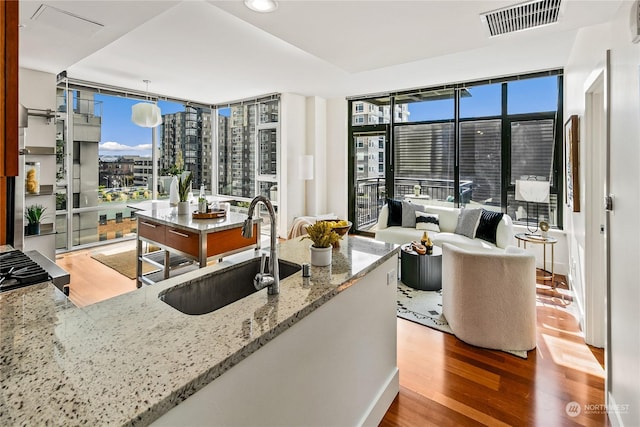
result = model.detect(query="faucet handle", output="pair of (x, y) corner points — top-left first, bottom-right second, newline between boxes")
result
(260, 252), (267, 274)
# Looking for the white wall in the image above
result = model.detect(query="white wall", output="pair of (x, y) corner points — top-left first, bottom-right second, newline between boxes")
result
(325, 97), (348, 219)
(564, 21), (613, 337)
(279, 93), (307, 238)
(607, 3), (640, 425)
(304, 96), (327, 216)
(564, 2), (640, 425)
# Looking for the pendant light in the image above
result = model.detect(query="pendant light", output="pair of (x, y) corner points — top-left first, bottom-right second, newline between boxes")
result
(131, 80), (162, 128)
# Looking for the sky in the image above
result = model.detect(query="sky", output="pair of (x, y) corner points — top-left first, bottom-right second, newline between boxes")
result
(404, 75), (558, 122)
(96, 96), (184, 157)
(97, 76), (557, 156)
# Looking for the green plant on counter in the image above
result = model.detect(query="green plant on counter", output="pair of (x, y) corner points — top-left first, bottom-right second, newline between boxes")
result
(25, 204), (46, 224)
(301, 221), (341, 248)
(178, 172), (193, 202)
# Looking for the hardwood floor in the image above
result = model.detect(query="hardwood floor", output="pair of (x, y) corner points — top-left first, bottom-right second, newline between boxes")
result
(55, 240), (138, 307)
(381, 279), (608, 427)
(55, 243), (607, 426)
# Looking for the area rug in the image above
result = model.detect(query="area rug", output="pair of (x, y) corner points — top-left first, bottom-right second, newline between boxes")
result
(91, 249), (155, 280)
(396, 282), (528, 359)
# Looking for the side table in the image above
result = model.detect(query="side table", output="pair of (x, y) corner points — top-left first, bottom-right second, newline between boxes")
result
(515, 233), (558, 286)
(400, 244), (442, 291)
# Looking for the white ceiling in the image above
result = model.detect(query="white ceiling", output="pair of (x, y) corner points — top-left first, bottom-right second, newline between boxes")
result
(19, 0), (624, 104)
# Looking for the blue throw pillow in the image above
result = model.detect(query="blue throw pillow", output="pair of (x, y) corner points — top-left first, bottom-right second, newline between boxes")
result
(386, 198), (403, 227)
(475, 209), (504, 244)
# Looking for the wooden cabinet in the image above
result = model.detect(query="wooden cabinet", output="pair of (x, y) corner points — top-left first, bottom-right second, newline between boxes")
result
(135, 214), (260, 287)
(1, 0), (19, 180)
(206, 225), (257, 258)
(138, 219), (166, 243)
(165, 227), (199, 258)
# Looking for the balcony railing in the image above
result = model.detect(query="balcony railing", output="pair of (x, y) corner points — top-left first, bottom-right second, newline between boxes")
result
(354, 177), (473, 231)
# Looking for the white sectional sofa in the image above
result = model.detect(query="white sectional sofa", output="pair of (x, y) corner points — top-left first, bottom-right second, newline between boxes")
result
(374, 203), (514, 251)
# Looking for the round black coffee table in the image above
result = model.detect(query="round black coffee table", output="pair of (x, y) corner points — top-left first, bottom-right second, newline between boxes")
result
(400, 244), (443, 291)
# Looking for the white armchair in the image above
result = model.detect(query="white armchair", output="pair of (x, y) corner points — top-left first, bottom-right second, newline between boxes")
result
(441, 244), (537, 352)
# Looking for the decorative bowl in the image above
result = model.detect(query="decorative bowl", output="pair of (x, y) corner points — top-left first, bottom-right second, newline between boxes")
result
(319, 220), (352, 247)
(330, 220), (352, 236)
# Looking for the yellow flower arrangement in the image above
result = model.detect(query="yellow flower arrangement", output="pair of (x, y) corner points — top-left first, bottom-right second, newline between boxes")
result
(301, 221), (342, 248)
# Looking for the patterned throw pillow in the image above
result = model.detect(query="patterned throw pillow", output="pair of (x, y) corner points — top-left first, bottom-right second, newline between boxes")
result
(415, 211), (440, 232)
(454, 208), (482, 239)
(475, 209), (504, 244)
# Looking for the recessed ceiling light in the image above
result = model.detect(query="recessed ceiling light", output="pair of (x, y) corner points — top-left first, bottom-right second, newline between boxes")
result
(244, 0), (278, 13)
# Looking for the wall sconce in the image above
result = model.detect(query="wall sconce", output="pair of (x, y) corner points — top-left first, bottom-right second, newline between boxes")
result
(131, 80), (162, 128)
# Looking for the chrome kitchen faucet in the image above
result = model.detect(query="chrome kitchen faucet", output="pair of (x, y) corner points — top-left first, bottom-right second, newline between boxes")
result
(241, 195), (279, 295)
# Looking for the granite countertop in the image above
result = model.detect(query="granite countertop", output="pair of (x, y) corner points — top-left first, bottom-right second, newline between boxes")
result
(135, 207), (261, 233)
(0, 236), (398, 426)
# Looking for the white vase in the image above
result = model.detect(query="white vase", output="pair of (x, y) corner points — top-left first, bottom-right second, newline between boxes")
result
(310, 246), (332, 266)
(177, 201), (190, 215)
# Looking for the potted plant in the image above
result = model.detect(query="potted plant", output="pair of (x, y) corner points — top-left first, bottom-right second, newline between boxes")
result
(301, 221), (342, 266)
(177, 171), (192, 215)
(56, 193), (66, 210)
(25, 204), (46, 235)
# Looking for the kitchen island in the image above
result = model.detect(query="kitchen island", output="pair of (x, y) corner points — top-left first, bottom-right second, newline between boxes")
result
(135, 207), (261, 287)
(0, 236), (399, 426)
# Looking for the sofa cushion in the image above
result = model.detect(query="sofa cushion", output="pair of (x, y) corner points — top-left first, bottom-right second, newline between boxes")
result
(476, 209), (504, 244)
(495, 215), (515, 249)
(433, 232), (498, 252)
(415, 211), (440, 232)
(401, 201), (425, 227)
(421, 205), (460, 233)
(386, 198), (403, 227)
(375, 226), (430, 246)
(376, 204), (389, 230)
(454, 208), (482, 239)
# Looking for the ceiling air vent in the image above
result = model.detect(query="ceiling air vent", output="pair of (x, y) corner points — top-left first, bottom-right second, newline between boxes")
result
(30, 4), (104, 37)
(481, 0), (562, 37)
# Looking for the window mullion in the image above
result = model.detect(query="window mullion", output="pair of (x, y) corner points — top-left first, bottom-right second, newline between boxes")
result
(501, 82), (510, 214)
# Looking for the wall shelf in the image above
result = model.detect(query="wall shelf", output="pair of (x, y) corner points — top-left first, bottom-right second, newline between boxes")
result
(26, 184), (54, 196)
(21, 146), (56, 156)
(25, 223), (55, 238)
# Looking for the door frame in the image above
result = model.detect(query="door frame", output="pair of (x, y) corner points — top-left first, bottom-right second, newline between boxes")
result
(348, 125), (391, 236)
(583, 67), (607, 347)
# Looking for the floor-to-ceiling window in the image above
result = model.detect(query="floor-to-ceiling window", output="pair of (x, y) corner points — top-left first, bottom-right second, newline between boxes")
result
(348, 70), (563, 233)
(55, 79), (213, 251)
(216, 95), (280, 205)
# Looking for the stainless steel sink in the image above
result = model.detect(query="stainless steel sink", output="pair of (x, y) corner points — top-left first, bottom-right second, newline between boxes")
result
(158, 257), (301, 315)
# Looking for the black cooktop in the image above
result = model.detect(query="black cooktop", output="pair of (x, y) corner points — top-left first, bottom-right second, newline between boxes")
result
(0, 250), (50, 292)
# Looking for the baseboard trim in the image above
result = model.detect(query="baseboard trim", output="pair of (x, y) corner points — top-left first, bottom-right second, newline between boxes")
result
(360, 367), (400, 426)
(607, 391), (624, 427)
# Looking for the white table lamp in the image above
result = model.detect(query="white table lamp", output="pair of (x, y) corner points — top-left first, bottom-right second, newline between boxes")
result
(515, 179), (550, 235)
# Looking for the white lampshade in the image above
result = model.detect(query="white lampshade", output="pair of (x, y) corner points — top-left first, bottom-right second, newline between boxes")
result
(515, 180), (550, 203)
(131, 102), (162, 128)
